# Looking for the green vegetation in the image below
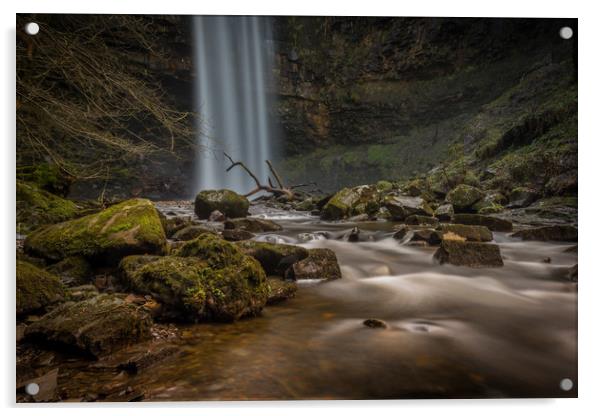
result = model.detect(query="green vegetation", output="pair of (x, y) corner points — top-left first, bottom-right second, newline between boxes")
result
(17, 260), (66, 315)
(16, 181), (79, 234)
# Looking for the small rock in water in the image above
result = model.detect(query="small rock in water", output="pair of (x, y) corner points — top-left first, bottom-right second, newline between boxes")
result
(363, 318), (387, 329)
(541, 257), (552, 263)
(347, 227), (361, 242)
(208, 210), (226, 222)
(567, 264), (577, 282)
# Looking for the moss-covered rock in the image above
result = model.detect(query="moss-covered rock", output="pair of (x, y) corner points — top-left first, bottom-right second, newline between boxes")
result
(172, 225), (217, 241)
(438, 224), (493, 242)
(24, 198), (167, 264)
(17, 163), (73, 197)
(24, 294), (152, 357)
(445, 184), (485, 212)
(161, 215), (193, 238)
(175, 233), (244, 268)
(507, 187), (539, 208)
(472, 192), (507, 214)
(119, 252), (268, 322)
(452, 213), (513, 232)
(434, 241), (504, 268)
(17, 260), (65, 315)
(376, 180), (393, 192)
(235, 240), (309, 276)
(46, 256), (93, 287)
(511, 225), (577, 242)
(194, 189), (249, 219)
(222, 229), (255, 241)
(286, 248), (342, 281)
(383, 195), (433, 220)
(16, 181), (79, 234)
(321, 185), (380, 220)
(267, 278), (297, 304)
(224, 218), (283, 232)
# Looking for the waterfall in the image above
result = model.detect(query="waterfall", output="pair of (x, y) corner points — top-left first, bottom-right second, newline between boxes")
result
(192, 16), (276, 196)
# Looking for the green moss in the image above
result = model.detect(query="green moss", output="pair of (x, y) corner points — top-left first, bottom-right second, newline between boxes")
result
(24, 198), (167, 263)
(235, 240), (309, 276)
(175, 233), (244, 268)
(17, 163), (72, 196)
(194, 189), (249, 219)
(446, 185), (485, 212)
(17, 260), (65, 315)
(46, 256), (92, 287)
(16, 181), (79, 234)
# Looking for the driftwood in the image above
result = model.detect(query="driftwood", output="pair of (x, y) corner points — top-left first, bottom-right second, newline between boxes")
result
(223, 153), (315, 200)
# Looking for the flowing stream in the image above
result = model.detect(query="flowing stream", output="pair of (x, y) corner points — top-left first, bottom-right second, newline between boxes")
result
(192, 16), (276, 194)
(105, 203), (576, 400)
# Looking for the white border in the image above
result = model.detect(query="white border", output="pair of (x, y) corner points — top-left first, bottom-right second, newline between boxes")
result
(2, 1), (600, 415)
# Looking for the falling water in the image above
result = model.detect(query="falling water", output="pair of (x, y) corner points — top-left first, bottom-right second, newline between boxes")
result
(192, 16), (275, 195)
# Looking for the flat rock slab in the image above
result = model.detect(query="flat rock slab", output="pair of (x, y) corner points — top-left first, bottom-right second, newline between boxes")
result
(439, 224), (493, 242)
(452, 213), (513, 232)
(434, 240), (504, 268)
(511, 225), (577, 242)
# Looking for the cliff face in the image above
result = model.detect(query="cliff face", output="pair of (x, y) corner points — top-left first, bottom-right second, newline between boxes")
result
(271, 17), (577, 192)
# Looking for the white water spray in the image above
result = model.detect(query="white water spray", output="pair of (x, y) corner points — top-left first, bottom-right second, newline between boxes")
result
(192, 16), (276, 195)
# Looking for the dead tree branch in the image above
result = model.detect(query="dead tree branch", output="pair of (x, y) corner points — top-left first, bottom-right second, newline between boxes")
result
(224, 153), (295, 200)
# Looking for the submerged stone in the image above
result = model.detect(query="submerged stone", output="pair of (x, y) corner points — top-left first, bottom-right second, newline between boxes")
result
(17, 260), (65, 315)
(24, 198), (167, 264)
(194, 189), (249, 219)
(363, 318), (387, 329)
(24, 294), (152, 357)
(433, 240), (504, 268)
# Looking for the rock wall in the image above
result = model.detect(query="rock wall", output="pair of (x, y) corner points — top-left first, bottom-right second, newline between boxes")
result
(271, 17), (577, 192)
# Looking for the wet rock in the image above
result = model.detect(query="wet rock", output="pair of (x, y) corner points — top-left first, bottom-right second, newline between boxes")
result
(294, 198), (316, 211)
(24, 198), (167, 264)
(564, 245), (577, 253)
(567, 264), (577, 282)
(434, 203), (454, 221)
(433, 240), (504, 268)
(321, 185), (380, 220)
(208, 210), (226, 222)
(394, 226), (441, 246)
(224, 217), (283, 232)
(345, 227), (361, 242)
(120, 238), (268, 322)
(17, 260), (65, 316)
(114, 344), (179, 374)
(172, 225), (217, 241)
(25, 294), (152, 357)
(473, 192), (507, 214)
(383, 195), (433, 220)
(286, 248), (342, 281)
(405, 215), (439, 227)
(16, 181), (79, 234)
(46, 256), (92, 287)
(363, 318), (387, 329)
(348, 213), (370, 222)
(67, 284), (99, 302)
(235, 240), (309, 276)
(511, 225), (577, 242)
(267, 277), (297, 304)
(161, 215), (192, 238)
(452, 213), (513, 232)
(541, 257), (552, 263)
(445, 184), (485, 212)
(222, 229), (255, 241)
(194, 189), (249, 219)
(438, 224), (493, 242)
(507, 187), (539, 208)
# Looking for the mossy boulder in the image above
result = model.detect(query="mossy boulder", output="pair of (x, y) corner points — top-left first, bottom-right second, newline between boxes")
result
(46, 256), (93, 287)
(321, 185), (380, 220)
(445, 185), (485, 212)
(376, 180), (393, 192)
(24, 198), (167, 264)
(285, 248), (342, 281)
(472, 192), (507, 214)
(16, 181), (79, 234)
(17, 260), (65, 315)
(452, 213), (513, 232)
(507, 187), (539, 208)
(175, 233), (244, 268)
(434, 241), (504, 268)
(120, 240), (269, 322)
(161, 216), (193, 238)
(224, 218), (283, 233)
(383, 195), (433, 220)
(235, 241), (309, 276)
(222, 229), (255, 241)
(438, 224), (493, 242)
(511, 225), (577, 242)
(267, 278), (297, 304)
(194, 189), (249, 219)
(172, 225), (217, 241)
(24, 294), (152, 357)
